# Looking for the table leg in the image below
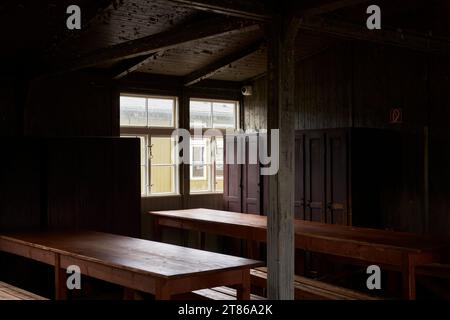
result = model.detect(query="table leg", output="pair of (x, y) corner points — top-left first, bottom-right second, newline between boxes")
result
(402, 254), (416, 300)
(123, 288), (135, 300)
(198, 232), (206, 250)
(236, 270), (251, 300)
(54, 254), (67, 300)
(153, 217), (162, 242)
(246, 241), (256, 259)
(155, 280), (171, 300)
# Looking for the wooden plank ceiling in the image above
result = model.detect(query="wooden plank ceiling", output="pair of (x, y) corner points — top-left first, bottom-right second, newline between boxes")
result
(2, 0), (450, 83)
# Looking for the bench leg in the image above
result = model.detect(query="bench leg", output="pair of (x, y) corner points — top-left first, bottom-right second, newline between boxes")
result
(153, 218), (162, 242)
(54, 255), (67, 300)
(236, 270), (251, 300)
(402, 254), (416, 300)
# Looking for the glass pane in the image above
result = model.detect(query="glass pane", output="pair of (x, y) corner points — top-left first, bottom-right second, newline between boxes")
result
(120, 96), (147, 126)
(213, 102), (236, 129)
(192, 146), (204, 163)
(151, 166), (174, 194)
(151, 137), (174, 165)
(192, 165), (206, 179)
(190, 100), (212, 128)
(148, 98), (174, 127)
(190, 165), (211, 192)
(190, 138), (210, 165)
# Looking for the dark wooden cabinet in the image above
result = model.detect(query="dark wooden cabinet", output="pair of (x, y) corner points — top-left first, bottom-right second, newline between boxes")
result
(224, 134), (261, 214)
(295, 128), (401, 228)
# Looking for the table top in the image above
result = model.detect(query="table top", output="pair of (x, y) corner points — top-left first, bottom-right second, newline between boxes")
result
(149, 209), (450, 254)
(0, 231), (261, 279)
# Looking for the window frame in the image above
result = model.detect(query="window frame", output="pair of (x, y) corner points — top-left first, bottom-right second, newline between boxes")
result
(190, 139), (208, 181)
(120, 93), (178, 129)
(189, 98), (239, 130)
(120, 93), (179, 197)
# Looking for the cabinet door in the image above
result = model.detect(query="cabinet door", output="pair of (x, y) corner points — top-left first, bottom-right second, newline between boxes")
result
(294, 133), (305, 219)
(223, 136), (242, 213)
(242, 135), (260, 214)
(326, 131), (349, 225)
(305, 132), (326, 223)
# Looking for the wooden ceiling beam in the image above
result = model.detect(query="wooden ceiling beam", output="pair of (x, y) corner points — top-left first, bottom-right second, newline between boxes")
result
(164, 0), (272, 22)
(111, 53), (159, 80)
(295, 0), (371, 17)
(299, 16), (450, 54)
(184, 39), (265, 86)
(54, 16), (260, 74)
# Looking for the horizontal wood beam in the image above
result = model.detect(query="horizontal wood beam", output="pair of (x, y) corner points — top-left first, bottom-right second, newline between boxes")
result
(299, 16), (450, 54)
(111, 53), (158, 80)
(184, 39), (265, 86)
(165, 0), (272, 21)
(55, 16), (260, 73)
(296, 0), (371, 17)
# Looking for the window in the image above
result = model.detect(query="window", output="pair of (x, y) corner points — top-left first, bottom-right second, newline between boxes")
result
(190, 99), (238, 129)
(189, 98), (238, 194)
(120, 94), (178, 196)
(120, 96), (176, 128)
(189, 137), (224, 193)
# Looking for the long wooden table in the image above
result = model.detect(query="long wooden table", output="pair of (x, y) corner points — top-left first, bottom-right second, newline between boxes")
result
(149, 208), (450, 300)
(0, 231), (261, 300)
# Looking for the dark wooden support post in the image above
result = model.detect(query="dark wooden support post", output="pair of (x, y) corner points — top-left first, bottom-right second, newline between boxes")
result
(266, 13), (300, 300)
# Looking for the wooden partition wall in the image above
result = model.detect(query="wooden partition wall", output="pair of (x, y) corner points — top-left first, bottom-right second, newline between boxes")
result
(0, 137), (141, 237)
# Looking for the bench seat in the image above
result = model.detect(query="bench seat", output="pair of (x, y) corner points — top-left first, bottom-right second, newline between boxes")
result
(251, 267), (379, 300)
(0, 282), (47, 300)
(191, 286), (266, 300)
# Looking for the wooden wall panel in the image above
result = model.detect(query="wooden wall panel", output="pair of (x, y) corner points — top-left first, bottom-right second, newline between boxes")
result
(25, 72), (119, 137)
(352, 43), (427, 235)
(0, 78), (24, 136)
(243, 39), (450, 236)
(429, 56), (450, 237)
(45, 138), (140, 237)
(296, 43), (352, 130)
(352, 43), (428, 130)
(0, 140), (42, 231)
(243, 76), (267, 130)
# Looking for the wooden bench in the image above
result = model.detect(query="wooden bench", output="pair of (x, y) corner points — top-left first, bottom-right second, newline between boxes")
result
(0, 282), (47, 300)
(416, 263), (450, 299)
(417, 263), (450, 280)
(190, 287), (266, 300)
(251, 268), (379, 300)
